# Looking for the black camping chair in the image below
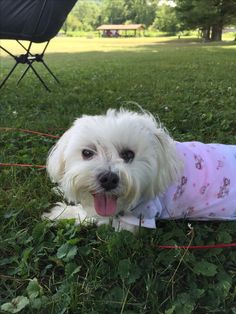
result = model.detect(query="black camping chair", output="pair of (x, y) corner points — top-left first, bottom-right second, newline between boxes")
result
(0, 0), (77, 91)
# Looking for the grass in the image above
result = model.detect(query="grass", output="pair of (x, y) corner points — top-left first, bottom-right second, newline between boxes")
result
(1, 36), (236, 313)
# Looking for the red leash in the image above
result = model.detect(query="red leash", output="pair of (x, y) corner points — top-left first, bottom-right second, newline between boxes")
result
(0, 127), (56, 169)
(0, 127), (60, 139)
(155, 243), (236, 249)
(0, 162), (46, 169)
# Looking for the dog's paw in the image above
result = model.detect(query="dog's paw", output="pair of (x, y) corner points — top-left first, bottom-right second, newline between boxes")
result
(42, 202), (88, 224)
(112, 217), (138, 233)
(42, 203), (139, 233)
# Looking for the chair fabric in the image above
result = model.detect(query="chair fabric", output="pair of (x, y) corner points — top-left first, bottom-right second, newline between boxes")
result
(0, 0), (77, 91)
(0, 0), (77, 42)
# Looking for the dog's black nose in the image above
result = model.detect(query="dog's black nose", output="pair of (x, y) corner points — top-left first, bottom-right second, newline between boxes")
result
(98, 171), (119, 191)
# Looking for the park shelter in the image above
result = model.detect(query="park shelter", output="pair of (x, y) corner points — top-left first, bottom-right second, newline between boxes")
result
(97, 24), (145, 37)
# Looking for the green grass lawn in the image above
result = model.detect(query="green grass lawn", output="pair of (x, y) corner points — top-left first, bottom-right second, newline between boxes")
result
(1, 37), (236, 313)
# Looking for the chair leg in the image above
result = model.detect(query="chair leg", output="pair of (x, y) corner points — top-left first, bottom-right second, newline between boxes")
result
(0, 58), (51, 91)
(41, 60), (60, 83)
(17, 64), (31, 85)
(16, 40), (33, 56)
(0, 45), (16, 58)
(38, 40), (60, 83)
(0, 62), (18, 89)
(28, 63), (51, 92)
(0, 39), (59, 91)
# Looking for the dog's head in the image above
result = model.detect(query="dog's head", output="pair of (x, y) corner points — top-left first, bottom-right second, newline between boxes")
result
(47, 109), (181, 217)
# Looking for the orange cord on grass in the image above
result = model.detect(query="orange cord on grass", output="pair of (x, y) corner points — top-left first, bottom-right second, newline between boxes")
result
(0, 127), (60, 139)
(0, 162), (46, 169)
(153, 243), (236, 249)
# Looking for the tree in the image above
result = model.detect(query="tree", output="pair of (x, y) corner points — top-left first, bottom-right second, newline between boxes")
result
(125, 0), (157, 26)
(72, 1), (102, 31)
(100, 0), (157, 27)
(62, 14), (81, 33)
(100, 0), (128, 24)
(176, 0), (236, 41)
(152, 4), (180, 34)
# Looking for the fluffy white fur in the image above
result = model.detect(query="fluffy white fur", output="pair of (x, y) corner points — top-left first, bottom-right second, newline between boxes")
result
(44, 109), (182, 230)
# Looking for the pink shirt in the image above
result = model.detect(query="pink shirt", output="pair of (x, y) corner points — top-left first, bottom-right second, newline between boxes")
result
(161, 141), (236, 220)
(120, 141), (236, 228)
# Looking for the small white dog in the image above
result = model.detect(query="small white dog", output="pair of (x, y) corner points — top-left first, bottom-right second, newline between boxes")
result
(44, 109), (236, 231)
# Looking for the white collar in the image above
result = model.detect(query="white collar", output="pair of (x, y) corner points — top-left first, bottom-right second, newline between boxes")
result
(118, 197), (163, 229)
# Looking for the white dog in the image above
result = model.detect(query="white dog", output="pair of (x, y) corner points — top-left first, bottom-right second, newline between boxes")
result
(44, 109), (236, 231)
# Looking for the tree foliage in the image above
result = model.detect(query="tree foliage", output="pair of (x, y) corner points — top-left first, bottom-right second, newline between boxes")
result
(152, 4), (180, 35)
(125, 0), (157, 26)
(99, 0), (157, 26)
(100, 0), (127, 24)
(176, 0), (236, 41)
(63, 0), (102, 32)
(63, 0), (236, 40)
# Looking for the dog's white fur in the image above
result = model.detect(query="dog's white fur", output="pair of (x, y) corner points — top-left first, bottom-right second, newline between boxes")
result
(44, 109), (182, 230)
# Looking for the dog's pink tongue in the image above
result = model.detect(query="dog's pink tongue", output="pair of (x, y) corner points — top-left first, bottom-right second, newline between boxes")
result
(93, 194), (117, 217)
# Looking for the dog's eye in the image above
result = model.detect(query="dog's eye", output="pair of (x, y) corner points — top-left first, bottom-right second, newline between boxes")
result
(82, 149), (94, 160)
(120, 149), (135, 163)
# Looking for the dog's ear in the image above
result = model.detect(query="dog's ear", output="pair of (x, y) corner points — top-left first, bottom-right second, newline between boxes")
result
(153, 127), (183, 193)
(132, 111), (182, 193)
(47, 129), (72, 183)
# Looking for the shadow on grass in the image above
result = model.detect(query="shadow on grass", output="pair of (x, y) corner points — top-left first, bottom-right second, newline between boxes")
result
(0, 39), (236, 132)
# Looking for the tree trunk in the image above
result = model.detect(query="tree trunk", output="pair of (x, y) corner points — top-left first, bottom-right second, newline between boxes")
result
(202, 26), (211, 41)
(62, 21), (68, 35)
(211, 24), (223, 41)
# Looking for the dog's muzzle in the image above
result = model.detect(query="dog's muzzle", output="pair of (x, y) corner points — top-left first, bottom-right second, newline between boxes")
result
(92, 171), (119, 217)
(98, 171), (119, 191)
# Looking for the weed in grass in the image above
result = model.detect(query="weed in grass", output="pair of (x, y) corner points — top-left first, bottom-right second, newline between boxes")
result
(1, 38), (236, 313)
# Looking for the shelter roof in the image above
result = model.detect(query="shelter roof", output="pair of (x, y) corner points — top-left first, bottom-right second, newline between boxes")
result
(97, 24), (145, 31)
